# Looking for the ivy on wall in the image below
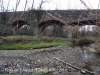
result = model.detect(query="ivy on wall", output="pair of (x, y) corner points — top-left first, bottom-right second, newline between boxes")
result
(30, 9), (46, 23)
(0, 12), (8, 25)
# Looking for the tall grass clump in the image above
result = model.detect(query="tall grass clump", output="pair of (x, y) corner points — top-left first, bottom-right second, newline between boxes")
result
(0, 36), (72, 50)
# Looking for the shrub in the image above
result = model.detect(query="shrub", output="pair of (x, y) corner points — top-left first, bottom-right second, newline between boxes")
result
(0, 25), (13, 36)
(16, 28), (34, 36)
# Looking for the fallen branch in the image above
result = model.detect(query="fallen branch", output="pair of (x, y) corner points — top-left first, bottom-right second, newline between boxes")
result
(53, 57), (96, 75)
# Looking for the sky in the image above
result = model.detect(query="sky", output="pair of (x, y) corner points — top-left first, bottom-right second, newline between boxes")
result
(2, 0), (100, 11)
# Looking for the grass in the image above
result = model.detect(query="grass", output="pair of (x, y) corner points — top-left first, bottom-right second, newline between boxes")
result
(32, 68), (55, 75)
(0, 74), (9, 75)
(0, 36), (72, 50)
(85, 36), (97, 41)
(0, 35), (97, 50)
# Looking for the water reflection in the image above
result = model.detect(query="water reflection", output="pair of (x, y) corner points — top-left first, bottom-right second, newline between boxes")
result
(80, 48), (100, 74)
(80, 49), (94, 62)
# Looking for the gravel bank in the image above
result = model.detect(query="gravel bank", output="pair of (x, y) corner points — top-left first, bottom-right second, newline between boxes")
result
(0, 45), (84, 67)
(1, 45), (99, 75)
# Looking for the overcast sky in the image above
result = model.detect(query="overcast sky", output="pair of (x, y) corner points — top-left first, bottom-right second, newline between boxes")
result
(2, 0), (100, 11)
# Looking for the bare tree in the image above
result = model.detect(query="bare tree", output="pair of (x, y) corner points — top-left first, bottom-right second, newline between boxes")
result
(8, 0), (21, 24)
(39, 0), (50, 10)
(80, 0), (91, 9)
(0, 0), (4, 12)
(6, 0), (10, 12)
(31, 0), (34, 9)
(0, 0), (10, 12)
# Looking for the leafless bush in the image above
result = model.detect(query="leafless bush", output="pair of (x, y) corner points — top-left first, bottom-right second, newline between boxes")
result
(63, 25), (81, 38)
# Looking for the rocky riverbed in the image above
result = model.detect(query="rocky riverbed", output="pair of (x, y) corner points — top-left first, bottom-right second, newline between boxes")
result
(0, 45), (100, 75)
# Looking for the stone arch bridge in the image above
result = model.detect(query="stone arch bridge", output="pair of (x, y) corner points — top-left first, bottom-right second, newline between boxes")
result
(0, 10), (100, 36)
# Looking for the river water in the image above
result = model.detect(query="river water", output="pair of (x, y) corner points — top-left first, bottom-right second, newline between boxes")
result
(79, 48), (100, 74)
(45, 48), (100, 75)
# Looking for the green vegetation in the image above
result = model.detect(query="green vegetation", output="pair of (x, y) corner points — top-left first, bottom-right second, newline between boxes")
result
(32, 68), (55, 75)
(0, 25), (13, 36)
(0, 74), (8, 75)
(30, 9), (46, 23)
(0, 36), (72, 50)
(0, 35), (97, 50)
(85, 36), (97, 41)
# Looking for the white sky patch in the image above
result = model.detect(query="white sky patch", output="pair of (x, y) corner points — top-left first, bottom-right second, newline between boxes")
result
(3, 0), (100, 11)
(78, 25), (98, 32)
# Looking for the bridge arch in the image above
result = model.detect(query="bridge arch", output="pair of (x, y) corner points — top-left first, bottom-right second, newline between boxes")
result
(11, 20), (29, 30)
(68, 19), (97, 26)
(38, 19), (65, 36)
(38, 19), (65, 30)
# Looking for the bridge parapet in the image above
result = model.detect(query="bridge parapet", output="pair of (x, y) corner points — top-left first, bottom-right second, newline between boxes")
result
(49, 10), (100, 24)
(0, 9), (100, 28)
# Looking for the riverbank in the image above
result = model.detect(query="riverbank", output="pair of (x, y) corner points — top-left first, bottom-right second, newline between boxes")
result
(0, 45), (100, 75)
(0, 45), (83, 66)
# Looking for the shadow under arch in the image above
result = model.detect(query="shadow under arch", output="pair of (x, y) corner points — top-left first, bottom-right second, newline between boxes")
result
(11, 20), (29, 30)
(68, 19), (97, 26)
(38, 19), (65, 31)
(38, 19), (65, 36)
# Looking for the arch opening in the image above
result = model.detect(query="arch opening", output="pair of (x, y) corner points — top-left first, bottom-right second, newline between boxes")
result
(38, 20), (65, 36)
(11, 20), (29, 30)
(38, 20), (65, 30)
